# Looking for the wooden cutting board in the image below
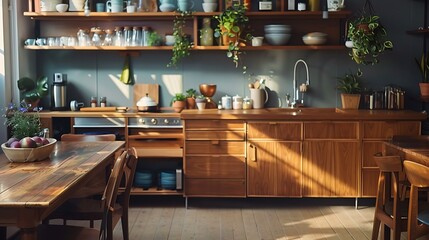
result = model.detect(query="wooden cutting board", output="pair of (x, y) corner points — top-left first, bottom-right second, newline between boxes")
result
(80, 107), (117, 112)
(134, 84), (159, 105)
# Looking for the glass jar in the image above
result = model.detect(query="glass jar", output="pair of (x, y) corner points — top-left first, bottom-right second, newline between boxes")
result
(132, 26), (142, 46)
(90, 96), (97, 107)
(124, 26), (132, 46)
(91, 27), (104, 46)
(142, 26), (150, 46)
(243, 96), (253, 109)
(77, 29), (90, 46)
(99, 97), (107, 107)
(104, 29), (114, 46)
(200, 18), (213, 46)
(113, 26), (124, 46)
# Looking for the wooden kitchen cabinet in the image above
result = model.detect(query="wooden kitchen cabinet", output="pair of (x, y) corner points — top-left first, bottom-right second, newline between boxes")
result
(360, 120), (421, 197)
(247, 122), (302, 197)
(302, 121), (360, 197)
(184, 119), (246, 197)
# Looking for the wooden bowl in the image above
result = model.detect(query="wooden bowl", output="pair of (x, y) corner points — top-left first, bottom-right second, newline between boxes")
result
(1, 138), (57, 163)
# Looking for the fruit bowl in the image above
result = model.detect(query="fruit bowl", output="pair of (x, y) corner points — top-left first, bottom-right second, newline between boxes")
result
(1, 138), (57, 163)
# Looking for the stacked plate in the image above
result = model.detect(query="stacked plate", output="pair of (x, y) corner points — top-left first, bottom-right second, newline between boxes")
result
(159, 170), (176, 190)
(264, 25), (291, 46)
(134, 170), (153, 189)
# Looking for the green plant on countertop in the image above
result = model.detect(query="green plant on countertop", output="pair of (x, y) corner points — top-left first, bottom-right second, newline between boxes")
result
(171, 93), (186, 103)
(347, 0), (393, 65)
(214, 3), (252, 68)
(4, 103), (41, 139)
(168, 11), (194, 68)
(416, 51), (429, 83)
(195, 95), (207, 102)
(337, 69), (362, 94)
(185, 88), (197, 98)
(17, 76), (49, 105)
(148, 31), (163, 46)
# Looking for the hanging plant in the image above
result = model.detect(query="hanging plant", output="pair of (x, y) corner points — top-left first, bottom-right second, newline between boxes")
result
(168, 10), (194, 68)
(346, 0), (393, 65)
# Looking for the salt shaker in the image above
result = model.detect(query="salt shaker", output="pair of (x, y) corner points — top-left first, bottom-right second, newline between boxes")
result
(221, 95), (232, 110)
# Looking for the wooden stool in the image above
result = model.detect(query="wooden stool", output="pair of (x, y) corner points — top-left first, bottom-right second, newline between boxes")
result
(403, 160), (429, 240)
(372, 155), (408, 240)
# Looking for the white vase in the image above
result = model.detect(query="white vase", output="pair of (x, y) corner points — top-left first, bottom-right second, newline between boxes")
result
(40, 0), (62, 11)
(69, 0), (86, 11)
(196, 102), (206, 110)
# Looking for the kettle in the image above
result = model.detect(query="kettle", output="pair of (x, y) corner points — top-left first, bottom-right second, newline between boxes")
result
(52, 73), (67, 110)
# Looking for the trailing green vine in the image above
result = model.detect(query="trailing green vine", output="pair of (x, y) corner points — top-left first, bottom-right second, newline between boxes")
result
(167, 10), (194, 68)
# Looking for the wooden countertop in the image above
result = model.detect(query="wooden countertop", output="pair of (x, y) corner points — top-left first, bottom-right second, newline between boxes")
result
(35, 108), (427, 121)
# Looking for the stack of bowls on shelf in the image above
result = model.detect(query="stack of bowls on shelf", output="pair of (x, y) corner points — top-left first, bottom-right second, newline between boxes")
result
(159, 170), (176, 190)
(264, 24), (291, 46)
(159, 0), (176, 12)
(202, 0), (217, 12)
(134, 170), (153, 190)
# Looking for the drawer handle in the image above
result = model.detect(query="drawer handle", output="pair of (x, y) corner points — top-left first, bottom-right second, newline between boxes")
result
(211, 140), (220, 145)
(250, 144), (257, 162)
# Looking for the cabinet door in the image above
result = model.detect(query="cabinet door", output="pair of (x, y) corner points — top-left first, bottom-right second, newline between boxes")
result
(247, 122), (302, 140)
(247, 141), (276, 196)
(277, 142), (302, 197)
(362, 121), (421, 139)
(303, 141), (359, 197)
(361, 141), (383, 196)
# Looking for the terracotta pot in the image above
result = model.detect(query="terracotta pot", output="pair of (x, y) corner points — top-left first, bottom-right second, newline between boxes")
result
(172, 100), (186, 113)
(186, 97), (196, 109)
(340, 93), (361, 109)
(221, 26), (240, 46)
(357, 23), (370, 34)
(419, 82), (429, 99)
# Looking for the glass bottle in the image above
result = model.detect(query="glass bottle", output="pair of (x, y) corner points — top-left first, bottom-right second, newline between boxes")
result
(132, 26), (142, 46)
(200, 18), (213, 46)
(77, 28), (90, 46)
(103, 29), (114, 46)
(91, 96), (98, 107)
(142, 26), (150, 46)
(100, 97), (107, 107)
(113, 26), (124, 46)
(124, 26), (133, 46)
(91, 28), (104, 46)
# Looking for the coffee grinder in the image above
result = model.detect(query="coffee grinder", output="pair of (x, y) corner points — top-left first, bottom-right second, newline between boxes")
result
(52, 73), (67, 110)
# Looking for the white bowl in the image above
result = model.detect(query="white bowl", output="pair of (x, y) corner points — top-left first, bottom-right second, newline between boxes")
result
(165, 35), (175, 46)
(203, 0), (217, 3)
(265, 33), (291, 45)
(202, 3), (217, 12)
(264, 25), (291, 33)
(56, 4), (69, 13)
(302, 32), (327, 45)
(1, 138), (57, 162)
(159, 3), (176, 12)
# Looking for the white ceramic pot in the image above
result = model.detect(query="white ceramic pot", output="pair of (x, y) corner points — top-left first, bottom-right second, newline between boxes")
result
(69, 0), (86, 11)
(40, 0), (62, 11)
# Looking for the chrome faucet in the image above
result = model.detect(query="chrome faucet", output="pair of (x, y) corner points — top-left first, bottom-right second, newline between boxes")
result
(292, 59), (310, 108)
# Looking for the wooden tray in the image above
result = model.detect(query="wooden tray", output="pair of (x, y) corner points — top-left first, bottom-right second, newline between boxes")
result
(80, 107), (118, 112)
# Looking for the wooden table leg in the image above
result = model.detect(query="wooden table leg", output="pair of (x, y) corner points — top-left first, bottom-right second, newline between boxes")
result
(0, 227), (6, 240)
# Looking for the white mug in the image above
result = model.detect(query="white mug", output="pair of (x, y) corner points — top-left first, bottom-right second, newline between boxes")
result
(107, 0), (126, 12)
(40, 0), (62, 11)
(126, 5), (136, 12)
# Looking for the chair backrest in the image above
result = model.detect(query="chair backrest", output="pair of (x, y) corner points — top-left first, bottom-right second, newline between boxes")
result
(403, 160), (429, 188)
(61, 134), (116, 142)
(99, 150), (127, 240)
(373, 154), (403, 173)
(122, 148), (138, 204)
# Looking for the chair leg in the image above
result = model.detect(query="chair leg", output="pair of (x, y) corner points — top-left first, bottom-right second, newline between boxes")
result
(121, 212), (129, 240)
(371, 218), (381, 240)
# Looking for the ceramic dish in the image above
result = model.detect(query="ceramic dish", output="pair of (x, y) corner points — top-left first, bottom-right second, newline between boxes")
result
(302, 32), (327, 45)
(1, 138), (57, 162)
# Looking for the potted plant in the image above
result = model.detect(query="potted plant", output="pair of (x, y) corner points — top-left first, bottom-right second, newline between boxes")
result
(195, 95), (207, 110)
(167, 11), (194, 68)
(346, 0), (393, 65)
(147, 31), (163, 46)
(416, 52), (429, 98)
(337, 70), (362, 109)
(17, 76), (49, 110)
(185, 88), (197, 109)
(214, 3), (251, 68)
(171, 93), (186, 112)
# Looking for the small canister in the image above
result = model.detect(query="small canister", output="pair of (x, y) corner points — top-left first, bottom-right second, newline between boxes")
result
(221, 95), (232, 110)
(243, 96), (253, 109)
(100, 96), (107, 107)
(233, 95), (243, 110)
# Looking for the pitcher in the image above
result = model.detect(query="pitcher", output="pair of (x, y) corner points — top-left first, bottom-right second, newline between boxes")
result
(250, 88), (268, 109)
(107, 0), (126, 12)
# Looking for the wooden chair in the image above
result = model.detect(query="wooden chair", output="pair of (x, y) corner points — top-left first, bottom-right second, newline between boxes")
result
(60, 134), (116, 142)
(36, 150), (128, 240)
(44, 148), (138, 240)
(372, 154), (409, 240)
(403, 160), (429, 240)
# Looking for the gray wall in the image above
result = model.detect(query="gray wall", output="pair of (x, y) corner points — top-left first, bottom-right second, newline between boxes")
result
(33, 0), (425, 111)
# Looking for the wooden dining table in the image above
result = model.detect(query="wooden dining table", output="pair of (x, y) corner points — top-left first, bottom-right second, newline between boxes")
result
(0, 140), (124, 240)
(384, 136), (429, 165)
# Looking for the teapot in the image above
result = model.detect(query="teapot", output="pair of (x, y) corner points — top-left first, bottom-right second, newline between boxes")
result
(136, 93), (158, 112)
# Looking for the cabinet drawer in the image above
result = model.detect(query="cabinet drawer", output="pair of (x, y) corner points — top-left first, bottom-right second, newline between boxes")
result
(185, 130), (245, 140)
(247, 122), (302, 140)
(304, 122), (358, 139)
(185, 141), (244, 155)
(185, 120), (245, 130)
(185, 156), (245, 178)
(362, 121), (421, 139)
(185, 179), (245, 197)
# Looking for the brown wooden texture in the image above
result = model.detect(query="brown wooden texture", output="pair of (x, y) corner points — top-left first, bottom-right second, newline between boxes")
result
(247, 121), (302, 140)
(247, 141), (302, 197)
(185, 141), (245, 155)
(185, 156), (245, 179)
(363, 121), (421, 139)
(361, 169), (380, 197)
(361, 141), (385, 197)
(302, 141), (360, 197)
(185, 120), (245, 130)
(185, 130), (245, 140)
(133, 84), (159, 105)
(185, 179), (246, 197)
(0, 141), (124, 240)
(304, 122), (359, 139)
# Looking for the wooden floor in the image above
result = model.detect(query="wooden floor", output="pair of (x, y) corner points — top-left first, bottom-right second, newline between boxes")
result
(8, 196), (429, 239)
